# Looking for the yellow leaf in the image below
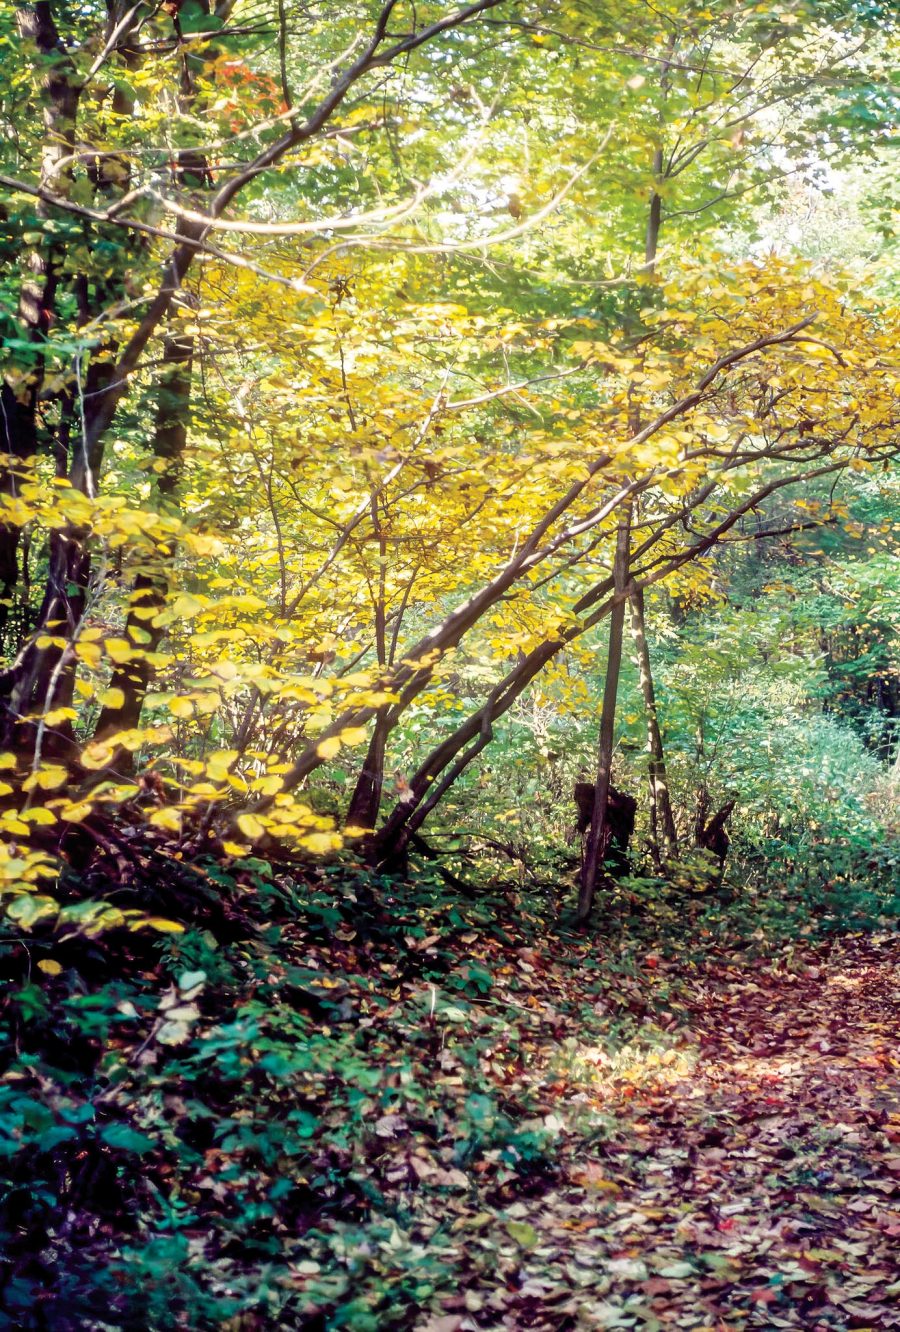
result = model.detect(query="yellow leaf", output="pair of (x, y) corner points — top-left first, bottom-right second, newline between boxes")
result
(0, 814), (29, 835)
(44, 707), (77, 726)
(301, 832), (341, 854)
(98, 687), (125, 709)
(184, 532), (224, 556)
(236, 813), (265, 840)
(168, 697), (195, 719)
(22, 765), (68, 792)
(205, 749), (239, 780)
(81, 742), (114, 770)
(37, 958), (62, 975)
(339, 726), (369, 746)
(0, 753), (16, 770)
(222, 841), (250, 856)
(60, 802), (93, 823)
(316, 736), (342, 760)
(148, 807), (182, 833)
(104, 638), (133, 664)
(21, 807), (57, 825)
(75, 641), (102, 668)
(171, 756), (203, 775)
(170, 592), (206, 619)
(133, 916), (185, 934)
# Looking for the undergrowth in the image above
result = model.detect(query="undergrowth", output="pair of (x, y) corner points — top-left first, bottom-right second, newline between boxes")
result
(1, 835), (898, 1330)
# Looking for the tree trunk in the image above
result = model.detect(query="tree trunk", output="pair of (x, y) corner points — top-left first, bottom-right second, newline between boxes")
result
(645, 152), (663, 271)
(578, 511), (631, 924)
(1, 3), (79, 643)
(345, 489), (390, 830)
(0, 3), (151, 754)
(644, 34), (674, 272)
(91, 322), (194, 745)
(346, 711), (390, 831)
(629, 585), (677, 864)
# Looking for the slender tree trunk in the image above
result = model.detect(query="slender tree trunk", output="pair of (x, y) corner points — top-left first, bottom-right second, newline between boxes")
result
(629, 585), (677, 864)
(86, 0), (235, 747)
(346, 712), (390, 830)
(1, 3), (79, 642)
(0, 3), (148, 753)
(578, 511), (631, 924)
(644, 34), (674, 273)
(645, 148), (663, 271)
(345, 469), (391, 832)
(91, 322), (194, 744)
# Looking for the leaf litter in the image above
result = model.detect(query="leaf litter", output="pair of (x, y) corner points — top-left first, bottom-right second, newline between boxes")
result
(5, 862), (898, 1331)
(409, 931), (900, 1331)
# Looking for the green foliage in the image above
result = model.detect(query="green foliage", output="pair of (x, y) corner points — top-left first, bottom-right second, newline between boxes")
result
(0, 862), (571, 1328)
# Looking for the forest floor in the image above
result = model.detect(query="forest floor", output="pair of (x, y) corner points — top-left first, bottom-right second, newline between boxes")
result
(419, 931), (900, 1332)
(6, 861), (899, 1330)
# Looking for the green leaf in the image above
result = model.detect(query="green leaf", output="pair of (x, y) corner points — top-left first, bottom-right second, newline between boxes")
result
(504, 1220), (538, 1248)
(5, 895), (59, 929)
(100, 1123), (156, 1154)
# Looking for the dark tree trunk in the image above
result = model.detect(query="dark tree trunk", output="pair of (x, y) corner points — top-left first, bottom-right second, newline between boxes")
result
(346, 711), (390, 831)
(644, 34), (674, 272)
(574, 781), (636, 875)
(578, 511), (631, 923)
(91, 323), (194, 748)
(0, 3), (79, 643)
(696, 795), (736, 868)
(646, 171), (663, 270)
(346, 491), (390, 829)
(629, 586), (677, 864)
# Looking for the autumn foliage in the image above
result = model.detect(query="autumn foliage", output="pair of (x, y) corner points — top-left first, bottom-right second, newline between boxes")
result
(0, 1), (898, 1326)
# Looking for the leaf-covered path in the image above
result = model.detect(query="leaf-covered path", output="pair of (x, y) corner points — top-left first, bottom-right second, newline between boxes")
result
(429, 934), (900, 1331)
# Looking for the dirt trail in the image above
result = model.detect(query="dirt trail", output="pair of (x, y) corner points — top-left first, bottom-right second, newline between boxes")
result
(430, 935), (900, 1331)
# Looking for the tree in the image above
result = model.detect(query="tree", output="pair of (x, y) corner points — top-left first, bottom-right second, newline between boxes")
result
(0, 0), (511, 757)
(578, 508), (630, 922)
(0, 0), (897, 921)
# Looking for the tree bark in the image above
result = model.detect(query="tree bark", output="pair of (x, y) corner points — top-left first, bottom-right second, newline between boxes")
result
(91, 321), (194, 745)
(629, 585), (677, 864)
(645, 149), (663, 270)
(346, 712), (390, 831)
(345, 485), (391, 830)
(577, 511), (631, 924)
(1, 3), (79, 643)
(644, 33), (674, 273)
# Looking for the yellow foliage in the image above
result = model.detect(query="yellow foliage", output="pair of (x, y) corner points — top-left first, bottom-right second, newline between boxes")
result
(22, 766), (69, 793)
(148, 808), (183, 833)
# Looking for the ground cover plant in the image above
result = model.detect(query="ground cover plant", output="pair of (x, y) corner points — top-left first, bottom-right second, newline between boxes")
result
(0, 1), (898, 1328)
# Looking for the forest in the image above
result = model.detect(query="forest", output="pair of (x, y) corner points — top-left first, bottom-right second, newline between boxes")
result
(0, 0), (898, 1327)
